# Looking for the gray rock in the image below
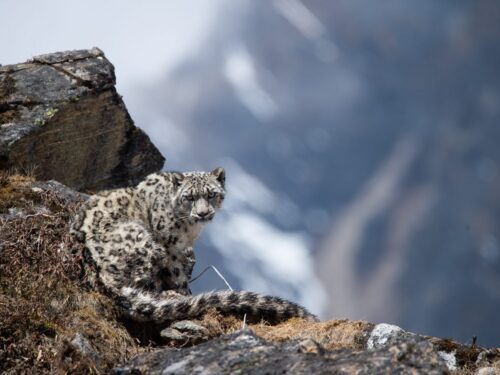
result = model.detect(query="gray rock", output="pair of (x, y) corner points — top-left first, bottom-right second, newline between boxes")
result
(366, 323), (417, 349)
(159, 328), (186, 341)
(32, 180), (89, 202)
(0, 48), (165, 190)
(160, 320), (210, 344)
(69, 333), (102, 370)
(114, 329), (448, 375)
(170, 320), (210, 334)
(1, 179), (88, 220)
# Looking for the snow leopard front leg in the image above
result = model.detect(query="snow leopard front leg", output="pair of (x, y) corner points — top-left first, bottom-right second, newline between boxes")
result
(155, 245), (195, 296)
(88, 220), (192, 299)
(146, 219), (194, 296)
(147, 198), (196, 296)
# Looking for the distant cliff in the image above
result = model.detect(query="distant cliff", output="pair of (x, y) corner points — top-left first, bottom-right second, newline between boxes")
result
(133, 0), (500, 346)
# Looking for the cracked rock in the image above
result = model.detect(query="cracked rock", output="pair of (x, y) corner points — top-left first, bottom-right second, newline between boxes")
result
(0, 48), (164, 191)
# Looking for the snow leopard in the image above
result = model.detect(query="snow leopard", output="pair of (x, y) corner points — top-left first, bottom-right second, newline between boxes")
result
(71, 168), (317, 324)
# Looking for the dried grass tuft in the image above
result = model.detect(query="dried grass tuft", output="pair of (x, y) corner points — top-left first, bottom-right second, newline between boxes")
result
(249, 318), (373, 350)
(196, 309), (373, 351)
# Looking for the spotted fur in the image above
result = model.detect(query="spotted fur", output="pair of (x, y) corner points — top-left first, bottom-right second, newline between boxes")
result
(71, 168), (316, 323)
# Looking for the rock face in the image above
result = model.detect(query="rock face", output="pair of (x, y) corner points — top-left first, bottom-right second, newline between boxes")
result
(113, 329), (448, 375)
(0, 48), (164, 191)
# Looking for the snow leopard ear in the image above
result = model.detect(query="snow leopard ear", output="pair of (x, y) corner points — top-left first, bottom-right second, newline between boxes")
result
(171, 172), (185, 188)
(211, 167), (225, 187)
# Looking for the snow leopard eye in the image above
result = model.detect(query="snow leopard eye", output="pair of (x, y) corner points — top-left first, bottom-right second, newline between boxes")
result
(207, 191), (216, 199)
(185, 194), (195, 202)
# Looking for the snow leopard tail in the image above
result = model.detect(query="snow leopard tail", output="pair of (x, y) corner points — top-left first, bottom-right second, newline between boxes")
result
(119, 289), (318, 324)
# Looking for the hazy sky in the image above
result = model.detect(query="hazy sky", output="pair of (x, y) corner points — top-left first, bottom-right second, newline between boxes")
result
(0, 0), (223, 93)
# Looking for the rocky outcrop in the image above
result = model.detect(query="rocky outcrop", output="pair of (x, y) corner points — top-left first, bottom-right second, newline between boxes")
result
(0, 48), (164, 191)
(113, 321), (500, 374)
(113, 329), (447, 375)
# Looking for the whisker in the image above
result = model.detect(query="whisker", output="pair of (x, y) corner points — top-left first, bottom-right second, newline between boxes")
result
(172, 215), (191, 222)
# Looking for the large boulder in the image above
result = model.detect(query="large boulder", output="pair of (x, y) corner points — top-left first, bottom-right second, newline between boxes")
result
(0, 48), (165, 190)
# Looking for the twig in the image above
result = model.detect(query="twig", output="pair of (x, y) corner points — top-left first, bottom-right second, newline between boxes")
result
(242, 314), (247, 329)
(190, 265), (234, 291)
(471, 335), (477, 348)
(24, 213), (56, 219)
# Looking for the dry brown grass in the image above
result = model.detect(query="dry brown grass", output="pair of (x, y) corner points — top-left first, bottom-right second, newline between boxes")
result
(197, 310), (373, 351)
(0, 169), (37, 212)
(0, 172), (141, 374)
(249, 318), (373, 350)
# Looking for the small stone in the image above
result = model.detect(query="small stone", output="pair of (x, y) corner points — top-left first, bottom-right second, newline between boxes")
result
(171, 320), (209, 335)
(297, 338), (323, 354)
(160, 320), (210, 343)
(160, 328), (185, 341)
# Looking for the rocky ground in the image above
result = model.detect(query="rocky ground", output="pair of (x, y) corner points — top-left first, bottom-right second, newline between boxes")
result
(0, 49), (499, 374)
(0, 174), (499, 374)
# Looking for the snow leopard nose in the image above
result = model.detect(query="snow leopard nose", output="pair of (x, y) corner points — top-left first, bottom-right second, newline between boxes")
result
(194, 200), (213, 220)
(196, 208), (214, 221)
(197, 209), (210, 218)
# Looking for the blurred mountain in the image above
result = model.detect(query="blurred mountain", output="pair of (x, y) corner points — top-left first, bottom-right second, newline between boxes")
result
(134, 0), (500, 346)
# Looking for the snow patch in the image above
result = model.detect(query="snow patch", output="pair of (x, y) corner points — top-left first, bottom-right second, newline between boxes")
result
(204, 160), (327, 315)
(273, 0), (339, 62)
(212, 212), (311, 281)
(223, 46), (277, 121)
(208, 211), (327, 314)
(223, 160), (276, 213)
(206, 160), (327, 314)
(273, 0), (325, 40)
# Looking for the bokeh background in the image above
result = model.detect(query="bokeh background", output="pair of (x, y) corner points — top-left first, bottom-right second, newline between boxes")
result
(2, 0), (499, 346)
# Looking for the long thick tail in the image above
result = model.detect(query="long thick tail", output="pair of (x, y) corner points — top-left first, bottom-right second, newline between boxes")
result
(119, 288), (318, 324)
